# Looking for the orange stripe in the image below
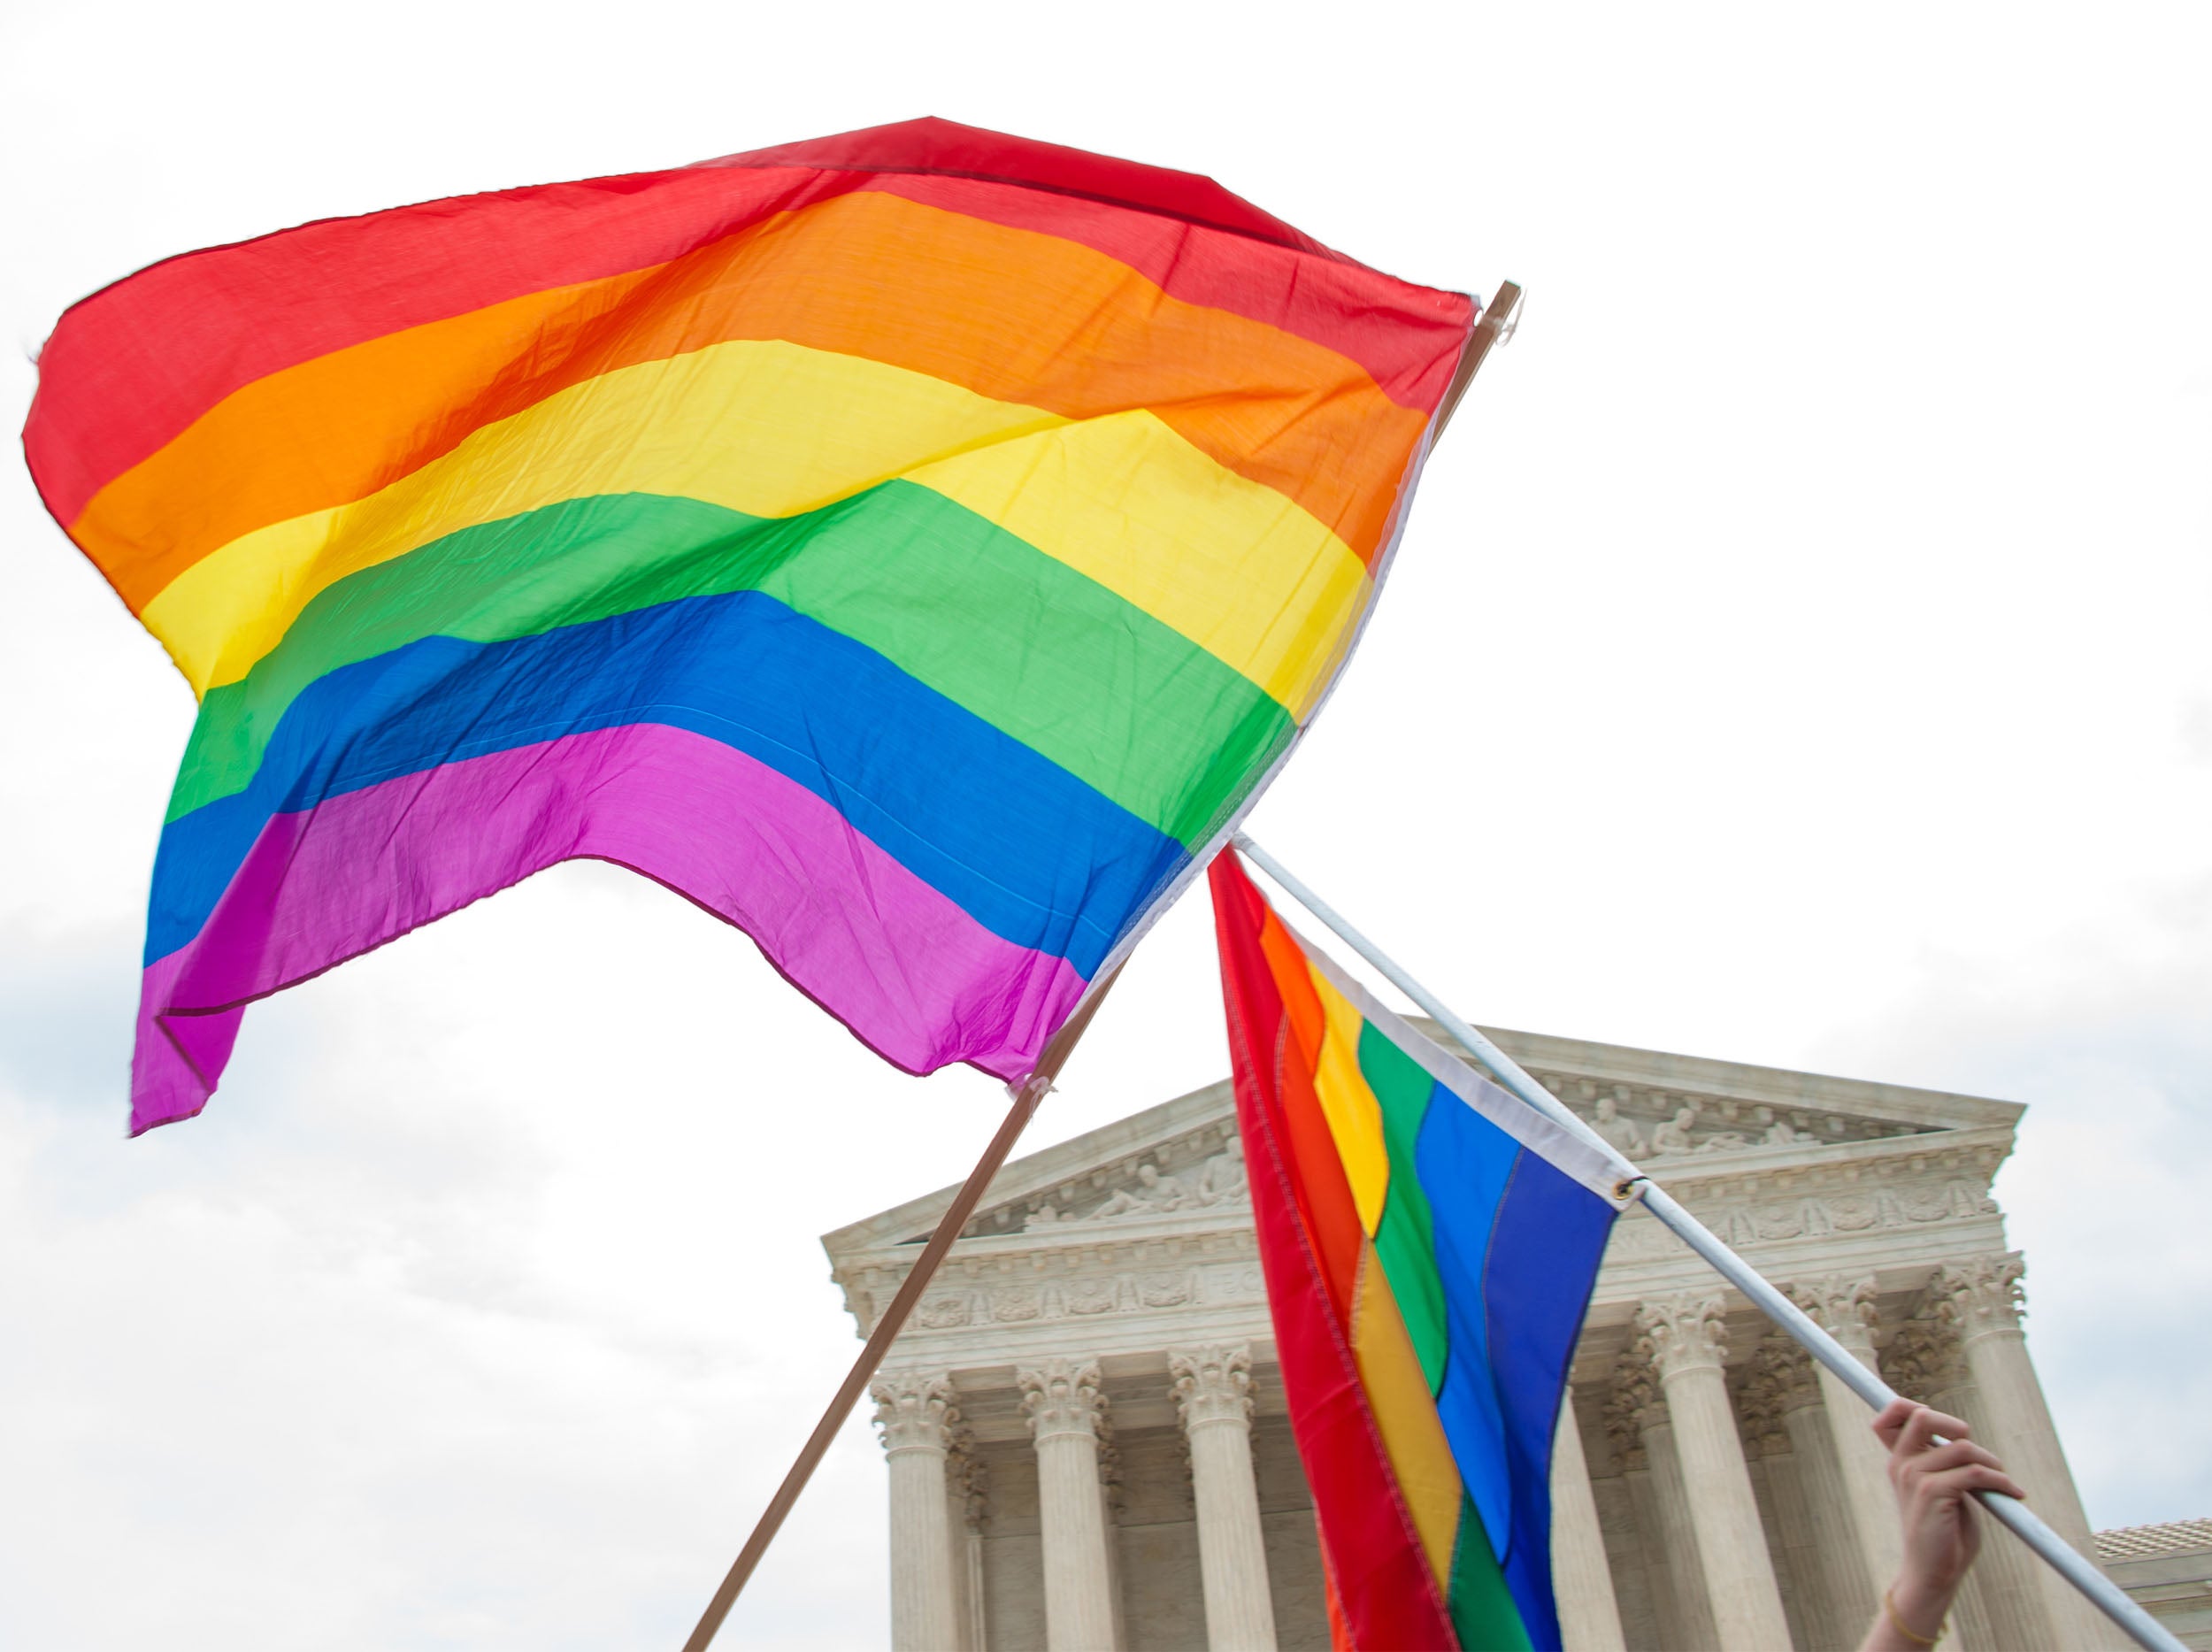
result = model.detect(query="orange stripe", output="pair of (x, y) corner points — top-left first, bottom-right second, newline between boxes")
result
(1349, 1241), (1464, 1593)
(1276, 1031), (1365, 1323)
(1262, 911), (1330, 1069)
(77, 188), (1427, 614)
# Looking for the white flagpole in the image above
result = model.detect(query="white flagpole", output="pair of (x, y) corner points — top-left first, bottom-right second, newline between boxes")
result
(1231, 831), (2183, 1652)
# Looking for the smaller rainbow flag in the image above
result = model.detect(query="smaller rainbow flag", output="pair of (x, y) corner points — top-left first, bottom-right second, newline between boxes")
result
(1210, 850), (1628, 1651)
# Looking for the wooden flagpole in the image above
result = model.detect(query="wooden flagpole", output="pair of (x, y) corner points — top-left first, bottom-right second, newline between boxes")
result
(1435, 280), (1523, 436)
(1231, 832), (2186, 1652)
(680, 968), (1121, 1651)
(682, 275), (1519, 1650)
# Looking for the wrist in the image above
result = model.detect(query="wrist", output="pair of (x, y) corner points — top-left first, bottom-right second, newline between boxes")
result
(1888, 1577), (1955, 1643)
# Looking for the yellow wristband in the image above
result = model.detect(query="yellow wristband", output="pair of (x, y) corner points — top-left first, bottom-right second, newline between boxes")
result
(1884, 1587), (1944, 1647)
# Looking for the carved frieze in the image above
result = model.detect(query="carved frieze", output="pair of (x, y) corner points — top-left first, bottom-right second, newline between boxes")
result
(1138, 1272), (1193, 1309)
(993, 1287), (1043, 1323)
(1060, 1279), (1122, 1317)
(1199, 1263), (1266, 1305)
(1825, 1193), (1883, 1233)
(1605, 1215), (1677, 1261)
(1600, 1170), (2005, 1265)
(1750, 1201), (1810, 1241)
(915, 1292), (972, 1329)
(848, 1259), (1269, 1339)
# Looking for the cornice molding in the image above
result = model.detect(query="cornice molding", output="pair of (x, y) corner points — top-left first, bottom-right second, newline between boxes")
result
(1469, 1025), (2024, 1133)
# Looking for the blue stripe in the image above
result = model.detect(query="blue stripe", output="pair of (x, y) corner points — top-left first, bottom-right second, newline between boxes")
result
(146, 589), (1184, 971)
(1483, 1154), (1617, 1652)
(1417, 1086), (1521, 1555)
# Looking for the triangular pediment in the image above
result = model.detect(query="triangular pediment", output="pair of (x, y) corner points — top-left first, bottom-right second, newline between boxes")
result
(821, 1026), (2022, 1260)
(823, 1080), (1242, 1254)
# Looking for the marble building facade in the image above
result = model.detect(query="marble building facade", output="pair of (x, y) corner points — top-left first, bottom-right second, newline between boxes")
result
(823, 1026), (2198, 1651)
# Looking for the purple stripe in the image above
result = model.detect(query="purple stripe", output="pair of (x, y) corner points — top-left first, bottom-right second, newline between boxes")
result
(131, 723), (1089, 1133)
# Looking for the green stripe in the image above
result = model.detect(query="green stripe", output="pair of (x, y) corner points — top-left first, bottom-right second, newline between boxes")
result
(1448, 1491), (1534, 1652)
(170, 484), (1294, 843)
(1357, 1020), (1449, 1394)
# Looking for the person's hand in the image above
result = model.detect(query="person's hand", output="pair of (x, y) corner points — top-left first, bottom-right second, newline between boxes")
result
(1859, 1399), (2028, 1649)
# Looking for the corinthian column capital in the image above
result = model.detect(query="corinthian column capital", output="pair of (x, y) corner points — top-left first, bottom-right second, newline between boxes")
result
(1881, 1318), (1966, 1399)
(1018, 1356), (1109, 1443)
(1931, 1253), (2027, 1341)
(1787, 1273), (1882, 1352)
(1751, 1336), (1821, 1416)
(1735, 1351), (1792, 1458)
(1603, 1340), (1663, 1470)
(871, 1368), (957, 1456)
(1635, 1292), (1731, 1381)
(1170, 1342), (1256, 1433)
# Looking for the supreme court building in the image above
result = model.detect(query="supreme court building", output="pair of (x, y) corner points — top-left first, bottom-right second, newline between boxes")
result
(823, 1026), (2212, 1651)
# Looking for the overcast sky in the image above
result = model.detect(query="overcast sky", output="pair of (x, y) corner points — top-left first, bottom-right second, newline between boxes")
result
(3, 2), (2207, 1647)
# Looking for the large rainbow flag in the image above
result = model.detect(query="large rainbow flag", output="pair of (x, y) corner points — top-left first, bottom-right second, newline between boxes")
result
(1210, 849), (1626, 1650)
(23, 119), (1479, 1134)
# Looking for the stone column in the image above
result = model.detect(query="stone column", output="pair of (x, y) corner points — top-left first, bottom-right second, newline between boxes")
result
(1612, 1337), (1715, 1649)
(1169, 1343), (1279, 1652)
(1019, 1357), (1119, 1652)
(1602, 1364), (1679, 1650)
(872, 1368), (964, 1652)
(1636, 1294), (1793, 1652)
(950, 1438), (989, 1652)
(1549, 1386), (1627, 1652)
(1787, 1274), (1904, 1608)
(1760, 1336), (1870, 1650)
(1933, 1254), (2129, 1649)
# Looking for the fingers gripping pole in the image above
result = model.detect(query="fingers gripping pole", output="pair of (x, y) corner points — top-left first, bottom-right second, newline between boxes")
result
(1228, 833), (2185, 1652)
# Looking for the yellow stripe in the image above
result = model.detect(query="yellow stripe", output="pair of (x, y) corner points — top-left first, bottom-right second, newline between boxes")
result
(1351, 1241), (1463, 1591)
(1307, 962), (1390, 1234)
(142, 337), (1369, 705)
(910, 415), (1366, 718)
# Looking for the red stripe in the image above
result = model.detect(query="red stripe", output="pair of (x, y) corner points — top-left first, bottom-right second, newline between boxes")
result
(1259, 913), (1367, 1323)
(25, 165), (816, 526)
(1210, 852), (1459, 1651)
(699, 115), (1340, 257)
(25, 119), (1469, 526)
